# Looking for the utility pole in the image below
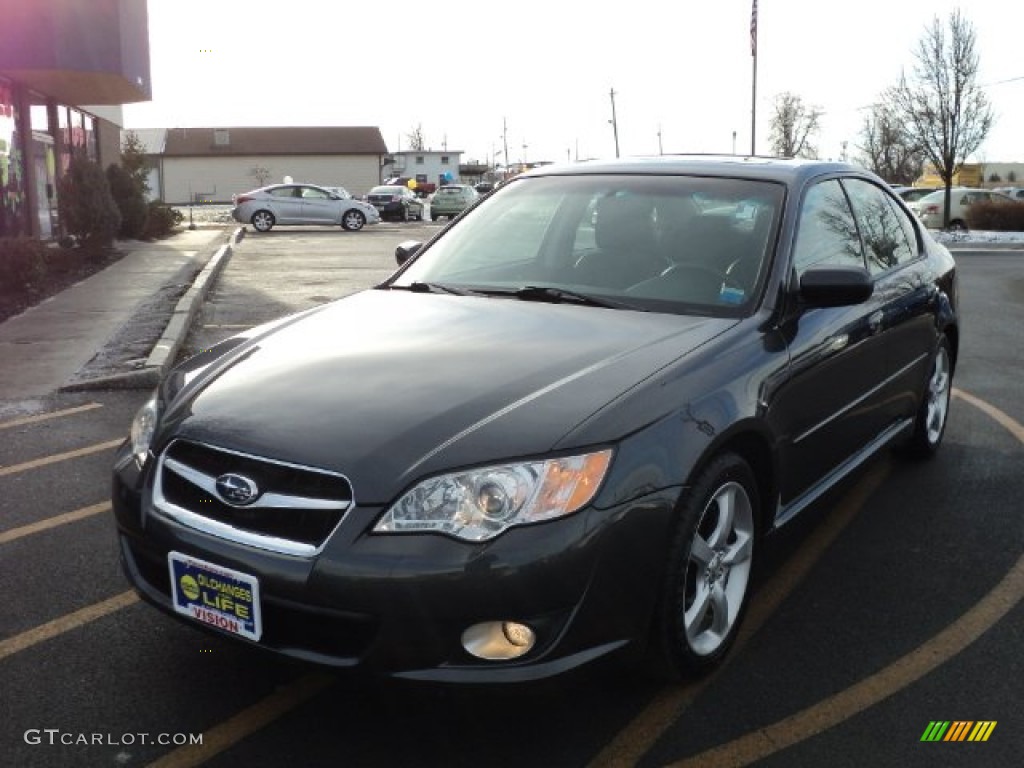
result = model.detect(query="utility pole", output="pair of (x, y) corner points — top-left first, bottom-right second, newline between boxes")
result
(609, 88), (620, 158)
(502, 117), (510, 178)
(657, 124), (663, 155)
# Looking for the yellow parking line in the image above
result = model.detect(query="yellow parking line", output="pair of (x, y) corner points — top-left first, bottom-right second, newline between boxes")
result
(0, 438), (123, 477)
(0, 591), (138, 662)
(603, 388), (1024, 768)
(0, 502), (110, 545)
(668, 553), (1024, 768)
(145, 674), (335, 768)
(589, 462), (890, 768)
(0, 402), (102, 430)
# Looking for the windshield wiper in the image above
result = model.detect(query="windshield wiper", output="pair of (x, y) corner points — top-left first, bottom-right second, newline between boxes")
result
(511, 285), (642, 310)
(388, 281), (477, 296)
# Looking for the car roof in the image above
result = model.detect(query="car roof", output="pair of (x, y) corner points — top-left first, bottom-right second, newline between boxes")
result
(520, 155), (868, 187)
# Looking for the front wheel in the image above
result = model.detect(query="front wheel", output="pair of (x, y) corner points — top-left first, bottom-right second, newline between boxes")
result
(341, 209), (365, 231)
(250, 210), (275, 232)
(649, 452), (758, 680)
(901, 335), (952, 458)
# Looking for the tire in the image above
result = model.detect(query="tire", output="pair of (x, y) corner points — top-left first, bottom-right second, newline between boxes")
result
(341, 209), (365, 231)
(901, 335), (952, 458)
(947, 220), (967, 232)
(431, 212), (439, 221)
(649, 452), (759, 680)
(250, 210), (275, 233)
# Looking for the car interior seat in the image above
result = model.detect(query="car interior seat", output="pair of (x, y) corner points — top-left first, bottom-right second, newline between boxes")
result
(573, 196), (665, 289)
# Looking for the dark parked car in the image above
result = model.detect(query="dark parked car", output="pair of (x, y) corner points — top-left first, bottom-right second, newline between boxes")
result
(367, 184), (425, 222)
(113, 156), (958, 683)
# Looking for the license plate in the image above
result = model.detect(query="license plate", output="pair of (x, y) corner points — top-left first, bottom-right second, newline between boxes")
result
(168, 552), (262, 641)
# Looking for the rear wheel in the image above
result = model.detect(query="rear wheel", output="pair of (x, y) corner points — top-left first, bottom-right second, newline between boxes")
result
(649, 452), (758, 680)
(947, 220), (967, 232)
(251, 210), (275, 232)
(902, 335), (952, 458)
(341, 209), (365, 231)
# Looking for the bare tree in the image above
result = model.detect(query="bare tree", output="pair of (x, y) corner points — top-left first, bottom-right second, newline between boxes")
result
(857, 102), (924, 184)
(890, 9), (993, 227)
(768, 92), (822, 158)
(406, 124), (426, 151)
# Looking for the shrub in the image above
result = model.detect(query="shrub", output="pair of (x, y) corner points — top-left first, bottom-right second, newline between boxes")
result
(0, 237), (51, 285)
(966, 200), (1024, 231)
(142, 202), (184, 239)
(106, 162), (149, 239)
(57, 152), (121, 248)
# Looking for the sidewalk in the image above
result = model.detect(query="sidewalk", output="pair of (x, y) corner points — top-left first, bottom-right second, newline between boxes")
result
(0, 226), (238, 401)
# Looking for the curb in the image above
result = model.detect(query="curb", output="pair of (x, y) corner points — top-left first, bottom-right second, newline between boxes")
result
(61, 227), (245, 392)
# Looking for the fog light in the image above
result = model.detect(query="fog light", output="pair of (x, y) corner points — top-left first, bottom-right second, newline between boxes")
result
(462, 621), (537, 660)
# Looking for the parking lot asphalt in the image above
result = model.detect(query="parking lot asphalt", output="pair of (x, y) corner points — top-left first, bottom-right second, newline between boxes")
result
(2, 223), (1023, 766)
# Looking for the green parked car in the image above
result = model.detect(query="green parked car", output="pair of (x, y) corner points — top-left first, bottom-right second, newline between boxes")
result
(430, 184), (480, 221)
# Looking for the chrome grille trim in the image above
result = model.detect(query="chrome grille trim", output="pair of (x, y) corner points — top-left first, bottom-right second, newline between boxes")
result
(151, 439), (354, 557)
(163, 457), (350, 511)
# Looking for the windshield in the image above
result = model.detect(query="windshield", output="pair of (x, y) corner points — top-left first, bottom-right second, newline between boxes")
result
(392, 174), (784, 316)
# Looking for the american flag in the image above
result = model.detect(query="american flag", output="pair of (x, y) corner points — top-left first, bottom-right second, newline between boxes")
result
(750, 0), (758, 57)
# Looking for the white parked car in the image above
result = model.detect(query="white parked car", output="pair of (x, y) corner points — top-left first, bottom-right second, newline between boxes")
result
(907, 187), (1014, 230)
(232, 183), (381, 232)
(993, 186), (1024, 201)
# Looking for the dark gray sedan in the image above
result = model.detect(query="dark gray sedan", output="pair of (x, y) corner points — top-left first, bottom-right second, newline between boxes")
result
(114, 156), (957, 683)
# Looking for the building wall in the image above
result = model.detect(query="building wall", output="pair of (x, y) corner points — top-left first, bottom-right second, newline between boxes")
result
(161, 155), (385, 204)
(389, 151), (462, 186)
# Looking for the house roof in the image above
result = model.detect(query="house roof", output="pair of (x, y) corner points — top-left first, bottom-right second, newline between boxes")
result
(162, 127), (388, 156)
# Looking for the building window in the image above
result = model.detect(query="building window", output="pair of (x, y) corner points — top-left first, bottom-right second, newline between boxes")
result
(214, 129), (230, 146)
(416, 156), (424, 165)
(441, 156), (449, 164)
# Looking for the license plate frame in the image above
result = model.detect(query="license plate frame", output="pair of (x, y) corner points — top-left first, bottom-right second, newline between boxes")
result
(168, 552), (262, 641)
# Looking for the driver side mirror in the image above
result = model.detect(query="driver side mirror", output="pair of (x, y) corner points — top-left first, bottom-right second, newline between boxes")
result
(798, 265), (873, 307)
(395, 240), (423, 266)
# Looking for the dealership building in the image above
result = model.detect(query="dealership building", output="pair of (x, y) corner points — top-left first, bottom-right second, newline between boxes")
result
(0, 0), (151, 240)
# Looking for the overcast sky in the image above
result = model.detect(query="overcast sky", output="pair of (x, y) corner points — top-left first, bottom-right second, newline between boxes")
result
(122, 0), (1024, 168)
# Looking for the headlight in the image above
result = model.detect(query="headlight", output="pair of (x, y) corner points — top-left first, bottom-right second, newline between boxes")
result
(374, 449), (613, 542)
(130, 395), (159, 466)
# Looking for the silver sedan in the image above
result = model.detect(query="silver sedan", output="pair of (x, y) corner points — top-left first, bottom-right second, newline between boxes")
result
(232, 183), (381, 232)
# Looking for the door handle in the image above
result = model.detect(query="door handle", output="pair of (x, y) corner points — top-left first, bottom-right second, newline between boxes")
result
(868, 310), (884, 334)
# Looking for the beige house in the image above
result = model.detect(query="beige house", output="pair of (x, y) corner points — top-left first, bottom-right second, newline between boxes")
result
(139, 126), (390, 204)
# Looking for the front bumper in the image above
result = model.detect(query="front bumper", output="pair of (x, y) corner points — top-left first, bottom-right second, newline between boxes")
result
(112, 443), (676, 683)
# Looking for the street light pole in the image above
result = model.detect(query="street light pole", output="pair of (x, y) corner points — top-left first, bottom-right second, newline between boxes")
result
(609, 88), (620, 158)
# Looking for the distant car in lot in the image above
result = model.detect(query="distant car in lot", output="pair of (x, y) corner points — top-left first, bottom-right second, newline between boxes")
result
(367, 185), (425, 222)
(114, 156), (958, 684)
(907, 187), (1014, 230)
(890, 186), (938, 203)
(473, 181), (496, 195)
(430, 184), (479, 220)
(231, 183), (380, 232)
(993, 186), (1024, 201)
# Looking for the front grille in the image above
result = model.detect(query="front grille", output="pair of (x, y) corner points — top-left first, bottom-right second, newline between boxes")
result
(154, 440), (353, 555)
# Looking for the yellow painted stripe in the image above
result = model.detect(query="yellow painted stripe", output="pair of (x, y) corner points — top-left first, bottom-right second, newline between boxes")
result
(966, 724), (991, 741)
(589, 463), (890, 768)
(0, 502), (110, 545)
(953, 388), (1024, 444)
(598, 388), (1023, 768)
(0, 402), (102, 430)
(145, 674), (335, 768)
(0, 438), (123, 477)
(665, 554), (1022, 765)
(979, 721), (997, 741)
(0, 591), (138, 662)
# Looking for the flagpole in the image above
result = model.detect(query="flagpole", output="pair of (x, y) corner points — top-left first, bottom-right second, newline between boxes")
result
(750, 0), (758, 156)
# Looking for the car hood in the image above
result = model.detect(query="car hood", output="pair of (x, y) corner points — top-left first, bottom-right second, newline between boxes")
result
(163, 290), (733, 502)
